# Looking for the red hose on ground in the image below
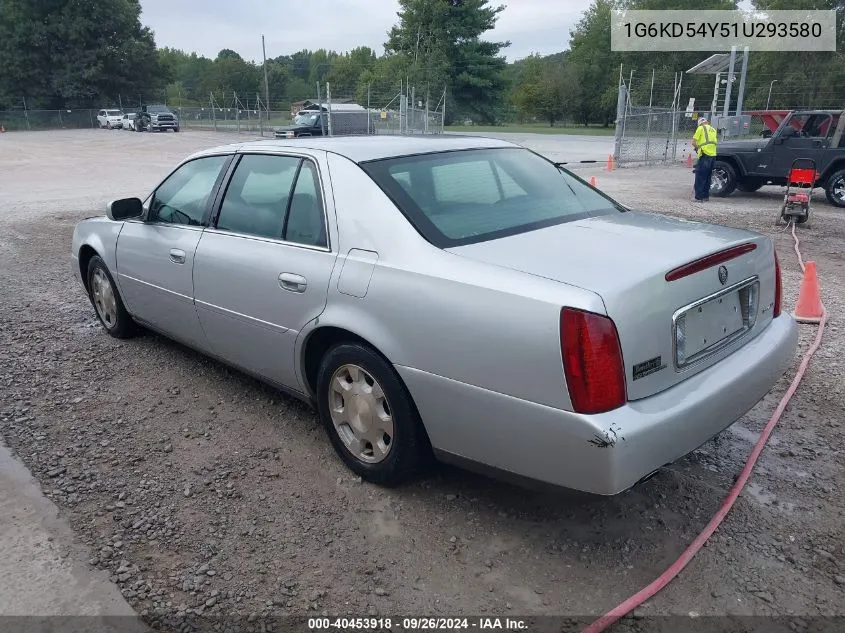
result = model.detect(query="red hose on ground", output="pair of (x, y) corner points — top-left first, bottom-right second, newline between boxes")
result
(581, 222), (827, 633)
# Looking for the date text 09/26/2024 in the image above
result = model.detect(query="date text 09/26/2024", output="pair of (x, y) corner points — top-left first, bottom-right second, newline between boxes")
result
(307, 617), (529, 630)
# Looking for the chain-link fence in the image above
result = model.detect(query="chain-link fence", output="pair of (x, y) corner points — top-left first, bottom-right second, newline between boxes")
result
(0, 108), (100, 131)
(0, 82), (446, 137)
(612, 75), (807, 166)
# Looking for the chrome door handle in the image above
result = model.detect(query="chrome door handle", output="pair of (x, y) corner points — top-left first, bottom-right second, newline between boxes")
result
(169, 248), (186, 264)
(278, 273), (307, 293)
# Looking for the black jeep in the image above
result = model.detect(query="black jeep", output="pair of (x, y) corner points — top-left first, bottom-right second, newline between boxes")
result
(710, 110), (845, 208)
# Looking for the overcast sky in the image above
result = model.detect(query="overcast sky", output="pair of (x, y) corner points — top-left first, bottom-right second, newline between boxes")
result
(139, 0), (584, 63)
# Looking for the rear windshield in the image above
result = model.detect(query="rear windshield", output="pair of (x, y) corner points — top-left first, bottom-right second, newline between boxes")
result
(360, 147), (624, 247)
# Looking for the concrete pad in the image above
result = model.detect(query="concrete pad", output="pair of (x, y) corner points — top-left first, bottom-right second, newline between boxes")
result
(0, 441), (148, 632)
(446, 130), (615, 163)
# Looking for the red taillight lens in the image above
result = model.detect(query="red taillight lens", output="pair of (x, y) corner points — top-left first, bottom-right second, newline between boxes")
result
(773, 250), (782, 318)
(560, 308), (627, 415)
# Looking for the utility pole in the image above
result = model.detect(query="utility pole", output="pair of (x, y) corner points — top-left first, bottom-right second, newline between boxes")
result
(262, 35), (271, 117)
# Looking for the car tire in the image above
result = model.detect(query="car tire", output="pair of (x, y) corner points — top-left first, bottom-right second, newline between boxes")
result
(711, 160), (738, 197)
(316, 342), (430, 486)
(86, 255), (136, 339)
(106, 122), (112, 129)
(824, 169), (845, 208)
(173, 127), (180, 133)
(736, 178), (765, 193)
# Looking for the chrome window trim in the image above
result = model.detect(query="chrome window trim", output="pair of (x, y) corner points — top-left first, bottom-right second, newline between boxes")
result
(200, 227), (331, 253)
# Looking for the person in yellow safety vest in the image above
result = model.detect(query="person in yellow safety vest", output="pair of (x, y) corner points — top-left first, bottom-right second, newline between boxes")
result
(692, 116), (718, 202)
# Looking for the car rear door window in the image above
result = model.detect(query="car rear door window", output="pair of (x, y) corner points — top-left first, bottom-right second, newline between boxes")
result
(284, 161), (327, 247)
(215, 155), (301, 239)
(149, 155), (228, 226)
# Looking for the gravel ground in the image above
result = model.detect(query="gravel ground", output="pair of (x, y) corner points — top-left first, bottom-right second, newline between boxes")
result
(0, 130), (844, 632)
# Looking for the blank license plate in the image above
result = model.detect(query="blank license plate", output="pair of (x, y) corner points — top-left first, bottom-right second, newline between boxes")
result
(680, 290), (745, 359)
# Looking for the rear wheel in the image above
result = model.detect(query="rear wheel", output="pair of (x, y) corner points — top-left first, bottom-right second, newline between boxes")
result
(824, 169), (845, 208)
(316, 342), (429, 486)
(736, 177), (765, 193)
(710, 160), (738, 197)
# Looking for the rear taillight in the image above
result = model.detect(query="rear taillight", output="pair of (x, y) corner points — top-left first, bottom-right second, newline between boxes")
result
(560, 308), (627, 415)
(773, 250), (782, 318)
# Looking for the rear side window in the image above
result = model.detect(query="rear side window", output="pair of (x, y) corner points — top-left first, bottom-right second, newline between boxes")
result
(361, 147), (622, 247)
(216, 155), (300, 239)
(215, 154), (327, 247)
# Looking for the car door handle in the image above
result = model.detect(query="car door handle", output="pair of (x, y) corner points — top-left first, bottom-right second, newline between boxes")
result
(278, 273), (307, 293)
(169, 248), (186, 264)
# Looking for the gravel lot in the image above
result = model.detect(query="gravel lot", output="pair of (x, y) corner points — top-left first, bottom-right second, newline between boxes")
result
(1, 130), (844, 631)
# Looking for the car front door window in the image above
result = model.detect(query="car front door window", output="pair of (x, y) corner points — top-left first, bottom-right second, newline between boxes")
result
(149, 156), (229, 226)
(215, 154), (301, 238)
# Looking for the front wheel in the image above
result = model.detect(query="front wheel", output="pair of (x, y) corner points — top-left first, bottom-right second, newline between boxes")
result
(173, 127), (180, 132)
(710, 160), (738, 197)
(316, 342), (430, 486)
(86, 255), (137, 339)
(824, 169), (845, 208)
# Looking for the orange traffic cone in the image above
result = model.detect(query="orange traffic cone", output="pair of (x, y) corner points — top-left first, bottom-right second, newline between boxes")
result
(685, 153), (693, 168)
(605, 154), (614, 171)
(589, 176), (597, 187)
(794, 261), (824, 323)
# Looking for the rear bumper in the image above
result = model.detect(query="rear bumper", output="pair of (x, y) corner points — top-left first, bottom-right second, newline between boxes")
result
(398, 314), (798, 495)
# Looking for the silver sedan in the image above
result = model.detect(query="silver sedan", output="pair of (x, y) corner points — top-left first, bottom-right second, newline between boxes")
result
(71, 136), (797, 495)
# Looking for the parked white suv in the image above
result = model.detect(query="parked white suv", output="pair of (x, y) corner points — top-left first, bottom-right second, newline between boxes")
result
(97, 109), (124, 129)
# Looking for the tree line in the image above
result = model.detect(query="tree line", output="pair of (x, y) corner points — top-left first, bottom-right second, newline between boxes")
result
(1, 0), (843, 125)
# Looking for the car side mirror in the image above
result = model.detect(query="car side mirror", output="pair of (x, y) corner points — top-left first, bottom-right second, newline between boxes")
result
(107, 197), (143, 221)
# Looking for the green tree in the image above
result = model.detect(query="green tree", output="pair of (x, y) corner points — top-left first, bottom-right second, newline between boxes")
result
(0, 0), (159, 109)
(566, 0), (620, 125)
(385, 0), (509, 123)
(512, 55), (580, 126)
(743, 0), (845, 109)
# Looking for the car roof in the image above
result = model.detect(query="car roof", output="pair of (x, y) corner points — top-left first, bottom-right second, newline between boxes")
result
(186, 135), (519, 164)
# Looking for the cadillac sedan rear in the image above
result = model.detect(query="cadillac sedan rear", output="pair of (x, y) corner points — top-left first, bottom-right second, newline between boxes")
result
(360, 146), (797, 495)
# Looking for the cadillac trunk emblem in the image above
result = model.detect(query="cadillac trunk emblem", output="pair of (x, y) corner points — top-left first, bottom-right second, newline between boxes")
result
(718, 265), (728, 285)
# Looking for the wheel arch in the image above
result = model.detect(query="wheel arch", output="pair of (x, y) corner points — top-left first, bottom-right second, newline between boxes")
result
(300, 325), (398, 400)
(77, 244), (100, 292)
(715, 154), (745, 177)
(820, 158), (845, 184)
(299, 323), (434, 452)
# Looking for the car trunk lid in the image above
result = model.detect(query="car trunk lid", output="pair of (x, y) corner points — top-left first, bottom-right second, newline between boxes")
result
(446, 211), (777, 401)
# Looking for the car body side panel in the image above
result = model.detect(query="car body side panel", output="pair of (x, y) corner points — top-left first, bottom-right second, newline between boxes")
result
(114, 221), (209, 352)
(194, 231), (339, 391)
(70, 216), (123, 288)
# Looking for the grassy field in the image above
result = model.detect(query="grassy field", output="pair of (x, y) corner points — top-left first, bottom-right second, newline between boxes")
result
(445, 123), (616, 136)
